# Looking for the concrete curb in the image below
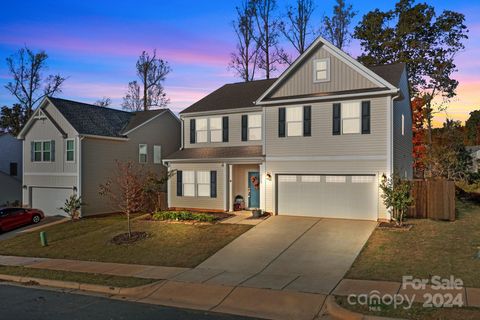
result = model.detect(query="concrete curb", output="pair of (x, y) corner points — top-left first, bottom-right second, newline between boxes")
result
(325, 296), (406, 320)
(0, 273), (161, 296)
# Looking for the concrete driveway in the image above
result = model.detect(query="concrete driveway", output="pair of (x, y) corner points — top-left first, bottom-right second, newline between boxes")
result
(175, 216), (376, 295)
(0, 216), (67, 241)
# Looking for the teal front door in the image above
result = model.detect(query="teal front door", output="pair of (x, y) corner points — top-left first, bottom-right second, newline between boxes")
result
(248, 172), (260, 208)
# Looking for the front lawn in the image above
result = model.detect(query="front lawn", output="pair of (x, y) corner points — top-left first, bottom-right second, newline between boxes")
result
(0, 214), (251, 268)
(347, 200), (480, 287)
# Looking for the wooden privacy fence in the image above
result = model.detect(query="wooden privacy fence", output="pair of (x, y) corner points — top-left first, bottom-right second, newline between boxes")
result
(408, 179), (456, 221)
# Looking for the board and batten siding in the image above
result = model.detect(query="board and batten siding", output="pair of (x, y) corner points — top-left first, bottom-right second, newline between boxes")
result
(263, 160), (388, 219)
(264, 96), (389, 158)
(81, 112), (180, 216)
(168, 162), (225, 211)
(182, 112), (263, 148)
(22, 102), (79, 206)
(393, 69), (413, 178)
(269, 44), (379, 99)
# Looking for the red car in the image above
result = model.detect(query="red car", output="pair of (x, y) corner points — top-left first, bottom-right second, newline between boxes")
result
(0, 208), (44, 232)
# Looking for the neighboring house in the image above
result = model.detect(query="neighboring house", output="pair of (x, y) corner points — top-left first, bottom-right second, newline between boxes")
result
(17, 97), (181, 216)
(0, 133), (22, 205)
(467, 146), (480, 172)
(164, 36), (412, 221)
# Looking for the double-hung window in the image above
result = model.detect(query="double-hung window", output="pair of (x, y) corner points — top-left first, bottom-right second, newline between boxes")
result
(314, 58), (329, 82)
(153, 145), (162, 164)
(196, 171), (210, 197)
(183, 171), (195, 196)
(248, 114), (262, 140)
(210, 117), (222, 142)
(139, 144), (147, 163)
(341, 102), (361, 134)
(196, 118), (208, 143)
(66, 139), (75, 162)
(33, 142), (42, 162)
(286, 107), (303, 136)
(42, 141), (51, 161)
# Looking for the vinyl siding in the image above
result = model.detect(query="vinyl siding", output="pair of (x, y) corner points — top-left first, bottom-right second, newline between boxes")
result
(22, 101), (79, 207)
(269, 44), (379, 99)
(81, 112), (180, 216)
(183, 112), (263, 148)
(0, 134), (22, 180)
(263, 160), (388, 219)
(168, 162), (225, 211)
(265, 96), (389, 157)
(393, 70), (413, 178)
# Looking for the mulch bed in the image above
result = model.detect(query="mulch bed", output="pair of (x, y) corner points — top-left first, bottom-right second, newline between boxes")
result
(111, 231), (149, 245)
(143, 212), (235, 224)
(377, 222), (413, 231)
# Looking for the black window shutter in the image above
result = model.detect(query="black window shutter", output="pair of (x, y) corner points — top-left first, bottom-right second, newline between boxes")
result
(241, 115), (248, 141)
(361, 101), (371, 134)
(303, 106), (311, 136)
(190, 119), (196, 144)
(30, 141), (34, 161)
(222, 116), (229, 142)
(51, 140), (55, 162)
(210, 171), (217, 198)
(278, 107), (286, 137)
(332, 103), (341, 135)
(176, 170), (183, 196)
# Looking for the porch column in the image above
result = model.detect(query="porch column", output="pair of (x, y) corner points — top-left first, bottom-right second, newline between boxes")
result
(228, 164), (233, 211)
(259, 163), (266, 211)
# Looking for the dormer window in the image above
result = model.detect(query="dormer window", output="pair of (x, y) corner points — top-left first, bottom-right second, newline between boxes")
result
(313, 58), (330, 82)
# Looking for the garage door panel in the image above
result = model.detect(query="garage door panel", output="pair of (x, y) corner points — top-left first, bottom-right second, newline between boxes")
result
(277, 174), (377, 220)
(32, 188), (74, 217)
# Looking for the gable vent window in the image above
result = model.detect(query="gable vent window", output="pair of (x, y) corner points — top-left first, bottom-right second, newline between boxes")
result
(314, 58), (329, 82)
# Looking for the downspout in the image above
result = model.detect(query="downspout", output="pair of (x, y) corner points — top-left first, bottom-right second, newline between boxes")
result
(180, 116), (184, 150)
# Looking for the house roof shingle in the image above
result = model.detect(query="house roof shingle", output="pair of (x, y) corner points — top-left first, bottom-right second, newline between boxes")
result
(368, 63), (406, 88)
(48, 97), (166, 138)
(166, 145), (263, 160)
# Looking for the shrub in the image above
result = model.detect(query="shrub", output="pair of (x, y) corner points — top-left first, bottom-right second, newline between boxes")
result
(379, 173), (413, 226)
(58, 194), (83, 221)
(152, 211), (216, 223)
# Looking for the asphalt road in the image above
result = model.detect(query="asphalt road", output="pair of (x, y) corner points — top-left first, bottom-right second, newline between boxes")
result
(0, 283), (255, 320)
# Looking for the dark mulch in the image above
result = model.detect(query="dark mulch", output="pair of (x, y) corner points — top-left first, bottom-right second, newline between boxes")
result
(111, 231), (149, 245)
(377, 221), (413, 231)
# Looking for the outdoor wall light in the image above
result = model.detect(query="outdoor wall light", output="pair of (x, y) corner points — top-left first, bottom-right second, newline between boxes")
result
(73, 186), (77, 191)
(22, 185), (27, 189)
(266, 173), (272, 181)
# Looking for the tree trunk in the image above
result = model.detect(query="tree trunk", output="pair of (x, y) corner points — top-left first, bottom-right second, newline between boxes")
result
(127, 213), (131, 238)
(143, 71), (148, 111)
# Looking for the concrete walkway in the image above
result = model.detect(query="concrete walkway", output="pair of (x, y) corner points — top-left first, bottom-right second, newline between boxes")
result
(193, 216), (377, 294)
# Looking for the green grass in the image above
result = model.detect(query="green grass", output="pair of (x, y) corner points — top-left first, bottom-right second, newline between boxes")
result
(0, 265), (156, 288)
(152, 211), (216, 223)
(0, 215), (251, 268)
(336, 296), (480, 320)
(347, 200), (480, 287)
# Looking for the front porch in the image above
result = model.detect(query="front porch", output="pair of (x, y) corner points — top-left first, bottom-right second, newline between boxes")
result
(226, 163), (263, 212)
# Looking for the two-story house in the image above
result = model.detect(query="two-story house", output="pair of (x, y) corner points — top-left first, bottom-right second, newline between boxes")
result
(0, 133), (22, 205)
(164, 36), (412, 221)
(17, 97), (180, 216)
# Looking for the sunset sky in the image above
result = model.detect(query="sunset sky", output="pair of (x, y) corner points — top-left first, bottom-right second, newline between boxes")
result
(0, 0), (478, 126)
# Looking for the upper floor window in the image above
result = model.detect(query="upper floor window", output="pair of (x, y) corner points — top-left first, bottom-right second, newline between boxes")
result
(248, 114), (262, 140)
(154, 145), (162, 164)
(210, 117), (222, 142)
(32, 140), (52, 162)
(314, 58), (329, 82)
(286, 107), (303, 136)
(66, 139), (75, 162)
(139, 144), (147, 163)
(196, 118), (208, 143)
(342, 102), (361, 134)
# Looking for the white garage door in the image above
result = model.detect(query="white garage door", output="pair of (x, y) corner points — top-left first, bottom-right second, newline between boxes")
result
(277, 174), (378, 220)
(31, 187), (74, 216)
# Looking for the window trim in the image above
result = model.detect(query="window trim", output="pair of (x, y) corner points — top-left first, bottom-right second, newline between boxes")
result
(313, 58), (330, 83)
(153, 145), (162, 164)
(209, 117), (223, 143)
(182, 170), (195, 197)
(341, 101), (362, 135)
(32, 140), (53, 162)
(196, 171), (211, 197)
(286, 106), (304, 137)
(247, 114), (262, 141)
(65, 139), (75, 163)
(138, 144), (148, 163)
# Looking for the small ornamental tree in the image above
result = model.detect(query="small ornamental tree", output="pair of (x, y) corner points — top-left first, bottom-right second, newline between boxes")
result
(99, 161), (146, 238)
(58, 194), (83, 221)
(379, 174), (413, 226)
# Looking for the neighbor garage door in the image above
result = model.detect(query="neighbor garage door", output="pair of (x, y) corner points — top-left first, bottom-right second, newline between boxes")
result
(277, 174), (377, 220)
(31, 187), (74, 216)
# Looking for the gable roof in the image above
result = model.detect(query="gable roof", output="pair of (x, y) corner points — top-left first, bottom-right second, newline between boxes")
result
(180, 79), (276, 114)
(368, 63), (406, 88)
(18, 97), (172, 139)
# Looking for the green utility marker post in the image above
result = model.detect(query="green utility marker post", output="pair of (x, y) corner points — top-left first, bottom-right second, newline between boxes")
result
(40, 231), (48, 247)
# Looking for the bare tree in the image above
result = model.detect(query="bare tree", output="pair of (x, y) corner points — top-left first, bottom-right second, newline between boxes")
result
(229, 0), (259, 81)
(279, 0), (315, 64)
(122, 50), (171, 111)
(251, 0), (282, 79)
(94, 97), (111, 107)
(321, 0), (356, 50)
(5, 47), (66, 118)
